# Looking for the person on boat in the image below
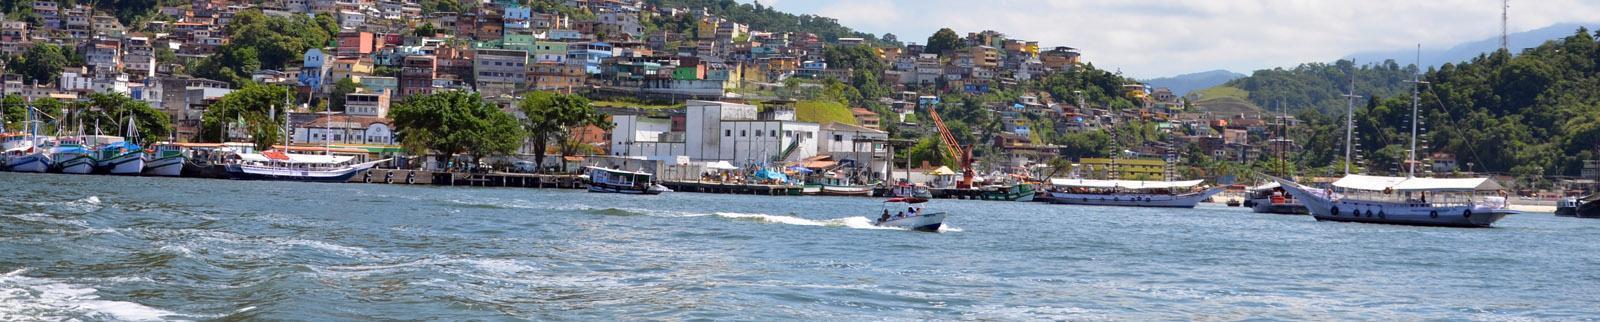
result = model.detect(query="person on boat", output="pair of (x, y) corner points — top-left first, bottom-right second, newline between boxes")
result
(895, 211), (904, 219)
(906, 207), (917, 217)
(880, 210), (891, 223)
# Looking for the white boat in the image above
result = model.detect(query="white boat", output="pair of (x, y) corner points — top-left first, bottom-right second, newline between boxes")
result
(1274, 175), (1517, 227)
(95, 141), (145, 175)
(584, 166), (671, 194)
(819, 184), (872, 196)
(1046, 179), (1222, 208)
(2, 132), (49, 172)
(873, 197), (947, 232)
(225, 150), (384, 182)
(142, 143), (185, 177)
(1243, 182), (1308, 215)
(49, 138), (95, 174)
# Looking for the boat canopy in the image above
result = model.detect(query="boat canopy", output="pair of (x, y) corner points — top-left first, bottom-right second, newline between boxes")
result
(1333, 174), (1504, 192)
(1049, 179), (1205, 190)
(587, 166), (653, 177)
(927, 166), (957, 175)
(98, 141), (141, 151)
(238, 152), (355, 164)
(705, 161), (737, 170)
(1246, 182), (1281, 191)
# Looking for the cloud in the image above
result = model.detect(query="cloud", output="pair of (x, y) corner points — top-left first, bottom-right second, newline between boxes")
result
(757, 0), (1600, 78)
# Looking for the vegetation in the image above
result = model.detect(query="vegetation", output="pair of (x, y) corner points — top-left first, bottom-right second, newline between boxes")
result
(328, 78), (358, 112)
(924, 28), (961, 55)
(9, 43), (70, 85)
(192, 10), (340, 86)
(389, 91), (525, 166)
(1232, 28), (1600, 181)
(794, 100), (856, 125)
(67, 93), (173, 144)
(518, 92), (609, 172)
(197, 83), (297, 150)
(647, 0), (876, 42)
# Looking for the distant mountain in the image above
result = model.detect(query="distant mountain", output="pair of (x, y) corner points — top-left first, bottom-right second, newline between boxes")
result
(1140, 70), (1246, 96)
(1344, 22), (1595, 68)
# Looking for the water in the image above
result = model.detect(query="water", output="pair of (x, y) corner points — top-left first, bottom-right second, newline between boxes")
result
(2, 172), (1598, 320)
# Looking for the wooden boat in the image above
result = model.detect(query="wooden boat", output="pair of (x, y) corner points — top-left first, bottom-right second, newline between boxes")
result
(142, 143), (185, 177)
(584, 166), (671, 195)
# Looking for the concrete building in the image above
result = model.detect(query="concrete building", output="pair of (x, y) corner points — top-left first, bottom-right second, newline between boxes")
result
(609, 100), (819, 166)
(472, 48), (527, 98)
(400, 55), (436, 96)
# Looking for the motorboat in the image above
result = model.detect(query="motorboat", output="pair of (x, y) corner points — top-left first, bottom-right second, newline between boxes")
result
(1243, 182), (1308, 214)
(585, 166), (671, 194)
(1045, 179), (1222, 208)
(95, 141), (145, 175)
(873, 197), (946, 232)
(142, 143), (185, 177)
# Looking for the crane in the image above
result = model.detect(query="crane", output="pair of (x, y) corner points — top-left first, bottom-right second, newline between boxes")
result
(926, 102), (975, 189)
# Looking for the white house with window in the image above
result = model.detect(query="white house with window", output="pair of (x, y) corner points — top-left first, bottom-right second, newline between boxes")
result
(819, 122), (890, 180)
(610, 100), (818, 166)
(291, 113), (396, 145)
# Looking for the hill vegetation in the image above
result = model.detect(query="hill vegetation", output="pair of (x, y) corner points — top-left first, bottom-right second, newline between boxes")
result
(795, 100), (857, 125)
(646, 0), (879, 43)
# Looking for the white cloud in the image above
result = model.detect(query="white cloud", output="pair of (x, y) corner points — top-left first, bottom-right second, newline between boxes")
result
(758, 0), (1600, 78)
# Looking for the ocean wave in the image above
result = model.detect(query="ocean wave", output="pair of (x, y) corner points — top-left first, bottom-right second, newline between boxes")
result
(712, 212), (899, 230)
(0, 268), (184, 321)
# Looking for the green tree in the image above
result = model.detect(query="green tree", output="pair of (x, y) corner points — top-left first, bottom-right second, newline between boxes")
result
(329, 77), (358, 112)
(198, 83), (296, 150)
(925, 28), (961, 55)
(518, 91), (609, 172)
(1, 95), (24, 130)
(389, 91), (525, 167)
(194, 10), (339, 86)
(12, 43), (68, 85)
(68, 93), (174, 144)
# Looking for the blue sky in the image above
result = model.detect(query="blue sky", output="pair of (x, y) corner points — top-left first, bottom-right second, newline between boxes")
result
(743, 0), (1600, 78)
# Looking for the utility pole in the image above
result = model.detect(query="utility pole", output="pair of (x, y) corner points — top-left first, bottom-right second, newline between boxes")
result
(1501, 0), (1510, 52)
(1341, 61), (1362, 176)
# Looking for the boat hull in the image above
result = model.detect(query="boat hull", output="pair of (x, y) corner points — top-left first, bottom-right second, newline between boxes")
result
(142, 156), (185, 177)
(875, 211), (946, 232)
(55, 155), (96, 174)
(6, 153), (50, 173)
(1046, 188), (1222, 208)
(820, 185), (872, 196)
(1247, 197), (1309, 215)
(1576, 198), (1600, 218)
(586, 182), (667, 195)
(225, 164), (372, 183)
(1273, 178), (1517, 228)
(98, 152), (146, 175)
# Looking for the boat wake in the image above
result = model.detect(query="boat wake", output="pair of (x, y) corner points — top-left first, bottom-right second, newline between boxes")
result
(0, 268), (183, 321)
(712, 212), (900, 230)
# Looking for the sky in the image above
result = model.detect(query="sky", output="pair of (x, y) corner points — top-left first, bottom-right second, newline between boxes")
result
(742, 0), (1600, 79)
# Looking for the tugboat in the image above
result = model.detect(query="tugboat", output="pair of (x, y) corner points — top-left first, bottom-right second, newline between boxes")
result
(873, 197), (946, 232)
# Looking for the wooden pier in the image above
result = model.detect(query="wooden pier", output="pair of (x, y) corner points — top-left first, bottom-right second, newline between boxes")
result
(349, 169), (583, 189)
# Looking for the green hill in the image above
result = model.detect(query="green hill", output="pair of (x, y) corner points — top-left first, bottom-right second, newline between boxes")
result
(1188, 86), (1261, 115)
(795, 100), (858, 125)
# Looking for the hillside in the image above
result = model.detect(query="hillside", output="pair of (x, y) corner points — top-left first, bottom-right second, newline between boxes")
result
(1217, 59), (1416, 114)
(1345, 22), (1597, 68)
(645, 0), (875, 43)
(1141, 70), (1245, 96)
(1187, 86), (1261, 115)
(795, 100), (858, 125)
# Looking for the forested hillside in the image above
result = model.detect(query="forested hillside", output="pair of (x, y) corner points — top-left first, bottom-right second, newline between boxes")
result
(645, 0), (879, 43)
(1285, 28), (1600, 179)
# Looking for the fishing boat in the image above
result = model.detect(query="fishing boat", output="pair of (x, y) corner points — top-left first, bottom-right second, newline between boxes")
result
(225, 150), (384, 182)
(1046, 179), (1222, 208)
(2, 132), (45, 172)
(142, 143), (186, 176)
(886, 182), (933, 198)
(872, 197), (946, 232)
(977, 183), (1037, 201)
(49, 137), (96, 174)
(584, 166), (671, 194)
(95, 141), (145, 175)
(1559, 194), (1600, 218)
(820, 184), (872, 196)
(1243, 182), (1308, 214)
(1555, 197), (1579, 217)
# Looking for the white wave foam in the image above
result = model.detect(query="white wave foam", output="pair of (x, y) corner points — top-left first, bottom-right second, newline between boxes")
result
(0, 268), (181, 321)
(713, 212), (898, 230)
(78, 196), (101, 205)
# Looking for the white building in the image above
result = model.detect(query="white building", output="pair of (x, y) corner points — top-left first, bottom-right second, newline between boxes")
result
(610, 100), (819, 166)
(818, 122), (890, 180)
(292, 113), (396, 145)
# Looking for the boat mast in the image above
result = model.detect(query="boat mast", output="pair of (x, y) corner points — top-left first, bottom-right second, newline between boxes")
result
(1341, 61), (1362, 176)
(1406, 44), (1427, 178)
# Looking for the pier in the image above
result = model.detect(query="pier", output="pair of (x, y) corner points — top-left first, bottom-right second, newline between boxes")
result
(660, 181), (804, 195)
(350, 169), (584, 189)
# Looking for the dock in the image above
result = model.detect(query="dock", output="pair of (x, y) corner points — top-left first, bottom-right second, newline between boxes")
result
(350, 169), (584, 189)
(660, 181), (804, 195)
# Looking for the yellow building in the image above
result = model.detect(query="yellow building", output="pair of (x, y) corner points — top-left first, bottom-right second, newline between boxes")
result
(330, 57), (374, 82)
(1077, 158), (1167, 180)
(696, 18), (719, 40)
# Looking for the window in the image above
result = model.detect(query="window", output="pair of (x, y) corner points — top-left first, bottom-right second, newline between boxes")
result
(834, 134), (843, 142)
(784, 130), (793, 137)
(725, 129), (732, 137)
(754, 130), (761, 137)
(770, 130), (777, 137)
(806, 132), (814, 139)
(740, 130), (746, 137)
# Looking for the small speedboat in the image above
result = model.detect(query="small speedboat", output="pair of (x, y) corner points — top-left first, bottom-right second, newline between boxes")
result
(873, 197), (946, 232)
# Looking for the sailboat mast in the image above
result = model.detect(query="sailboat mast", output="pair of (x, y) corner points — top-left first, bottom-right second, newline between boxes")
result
(1405, 45), (1429, 178)
(1341, 62), (1361, 175)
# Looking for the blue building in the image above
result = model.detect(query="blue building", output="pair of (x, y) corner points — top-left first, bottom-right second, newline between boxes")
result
(298, 48), (332, 88)
(567, 42), (613, 74)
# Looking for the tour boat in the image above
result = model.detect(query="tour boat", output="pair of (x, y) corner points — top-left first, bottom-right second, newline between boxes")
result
(142, 143), (186, 177)
(1046, 179), (1222, 208)
(873, 197), (947, 232)
(49, 138), (96, 174)
(1243, 182), (1308, 215)
(980, 183), (1036, 202)
(225, 150), (385, 182)
(94, 141), (145, 175)
(1273, 175), (1517, 227)
(584, 166), (672, 194)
